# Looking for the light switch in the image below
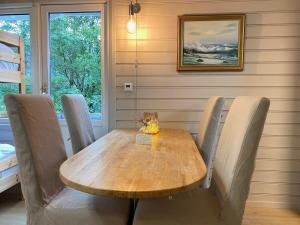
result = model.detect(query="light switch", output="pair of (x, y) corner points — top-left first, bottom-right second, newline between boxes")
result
(124, 82), (133, 92)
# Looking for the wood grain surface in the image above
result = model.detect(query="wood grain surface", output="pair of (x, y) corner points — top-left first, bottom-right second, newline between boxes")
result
(60, 128), (207, 198)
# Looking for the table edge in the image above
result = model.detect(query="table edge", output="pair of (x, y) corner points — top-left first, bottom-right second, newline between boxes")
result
(59, 168), (206, 199)
(59, 128), (207, 199)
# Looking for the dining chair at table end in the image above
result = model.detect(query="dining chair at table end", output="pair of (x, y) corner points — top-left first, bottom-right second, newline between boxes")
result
(61, 94), (96, 154)
(196, 96), (225, 189)
(133, 96), (270, 225)
(5, 94), (131, 225)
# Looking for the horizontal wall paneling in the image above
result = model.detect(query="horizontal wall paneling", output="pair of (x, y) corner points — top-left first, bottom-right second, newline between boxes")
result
(112, 0), (300, 208)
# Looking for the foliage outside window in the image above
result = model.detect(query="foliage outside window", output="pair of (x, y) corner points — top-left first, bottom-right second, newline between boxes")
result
(49, 12), (101, 115)
(0, 13), (102, 118)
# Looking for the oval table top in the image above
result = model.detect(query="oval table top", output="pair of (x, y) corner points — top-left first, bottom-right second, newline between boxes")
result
(59, 128), (207, 199)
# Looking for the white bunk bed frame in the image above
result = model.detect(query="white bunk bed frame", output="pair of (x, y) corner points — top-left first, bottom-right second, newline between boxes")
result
(0, 30), (25, 193)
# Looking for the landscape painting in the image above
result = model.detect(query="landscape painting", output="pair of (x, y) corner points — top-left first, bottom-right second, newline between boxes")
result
(177, 14), (245, 71)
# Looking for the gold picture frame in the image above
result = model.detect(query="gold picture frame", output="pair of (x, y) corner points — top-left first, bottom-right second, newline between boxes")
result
(177, 14), (245, 71)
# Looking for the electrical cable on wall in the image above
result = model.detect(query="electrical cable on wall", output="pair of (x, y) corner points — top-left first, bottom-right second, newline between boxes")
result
(126, 0), (141, 130)
(135, 12), (138, 130)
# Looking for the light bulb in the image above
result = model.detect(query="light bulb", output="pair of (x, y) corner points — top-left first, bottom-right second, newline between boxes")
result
(127, 15), (136, 34)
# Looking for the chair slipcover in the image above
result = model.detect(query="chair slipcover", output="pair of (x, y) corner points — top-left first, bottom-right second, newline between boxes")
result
(61, 94), (96, 154)
(133, 96), (270, 225)
(5, 94), (130, 225)
(197, 96), (224, 188)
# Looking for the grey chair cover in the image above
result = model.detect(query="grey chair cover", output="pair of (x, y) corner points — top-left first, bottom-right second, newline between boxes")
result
(197, 96), (224, 188)
(5, 94), (130, 225)
(132, 96), (270, 225)
(61, 94), (96, 154)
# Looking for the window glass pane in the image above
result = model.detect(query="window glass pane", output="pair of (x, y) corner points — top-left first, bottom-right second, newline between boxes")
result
(49, 12), (101, 118)
(0, 14), (31, 113)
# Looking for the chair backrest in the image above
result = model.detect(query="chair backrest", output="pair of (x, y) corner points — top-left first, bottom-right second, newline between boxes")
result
(196, 96), (224, 188)
(212, 96), (270, 225)
(4, 94), (67, 211)
(61, 94), (95, 154)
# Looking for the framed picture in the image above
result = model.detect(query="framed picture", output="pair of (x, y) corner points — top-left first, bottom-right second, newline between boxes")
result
(177, 14), (245, 71)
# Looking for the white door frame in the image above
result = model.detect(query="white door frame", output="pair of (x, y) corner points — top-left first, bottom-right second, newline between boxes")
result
(40, 3), (108, 134)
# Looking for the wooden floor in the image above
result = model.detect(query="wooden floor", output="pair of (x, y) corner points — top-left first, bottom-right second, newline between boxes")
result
(0, 199), (26, 225)
(243, 207), (300, 225)
(0, 199), (299, 225)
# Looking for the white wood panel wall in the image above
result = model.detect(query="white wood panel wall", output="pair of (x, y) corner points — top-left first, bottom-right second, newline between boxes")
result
(111, 0), (300, 209)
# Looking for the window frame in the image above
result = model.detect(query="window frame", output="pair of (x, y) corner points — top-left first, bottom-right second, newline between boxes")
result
(40, 4), (107, 128)
(0, 7), (36, 124)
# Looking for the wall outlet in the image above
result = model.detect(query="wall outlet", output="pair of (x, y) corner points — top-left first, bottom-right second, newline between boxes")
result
(124, 82), (133, 92)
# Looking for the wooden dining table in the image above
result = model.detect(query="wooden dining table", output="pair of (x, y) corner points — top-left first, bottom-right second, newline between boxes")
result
(59, 128), (207, 199)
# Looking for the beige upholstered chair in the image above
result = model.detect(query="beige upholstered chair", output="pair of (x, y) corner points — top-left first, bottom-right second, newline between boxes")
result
(61, 94), (96, 154)
(133, 96), (270, 225)
(197, 96), (224, 188)
(5, 94), (130, 225)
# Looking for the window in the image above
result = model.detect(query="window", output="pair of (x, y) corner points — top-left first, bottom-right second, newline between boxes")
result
(0, 14), (31, 113)
(0, 4), (108, 141)
(42, 5), (104, 121)
(0, 4), (106, 125)
(49, 12), (101, 116)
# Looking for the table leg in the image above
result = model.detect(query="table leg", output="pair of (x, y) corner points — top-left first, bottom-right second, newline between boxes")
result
(128, 198), (139, 225)
(133, 198), (139, 211)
